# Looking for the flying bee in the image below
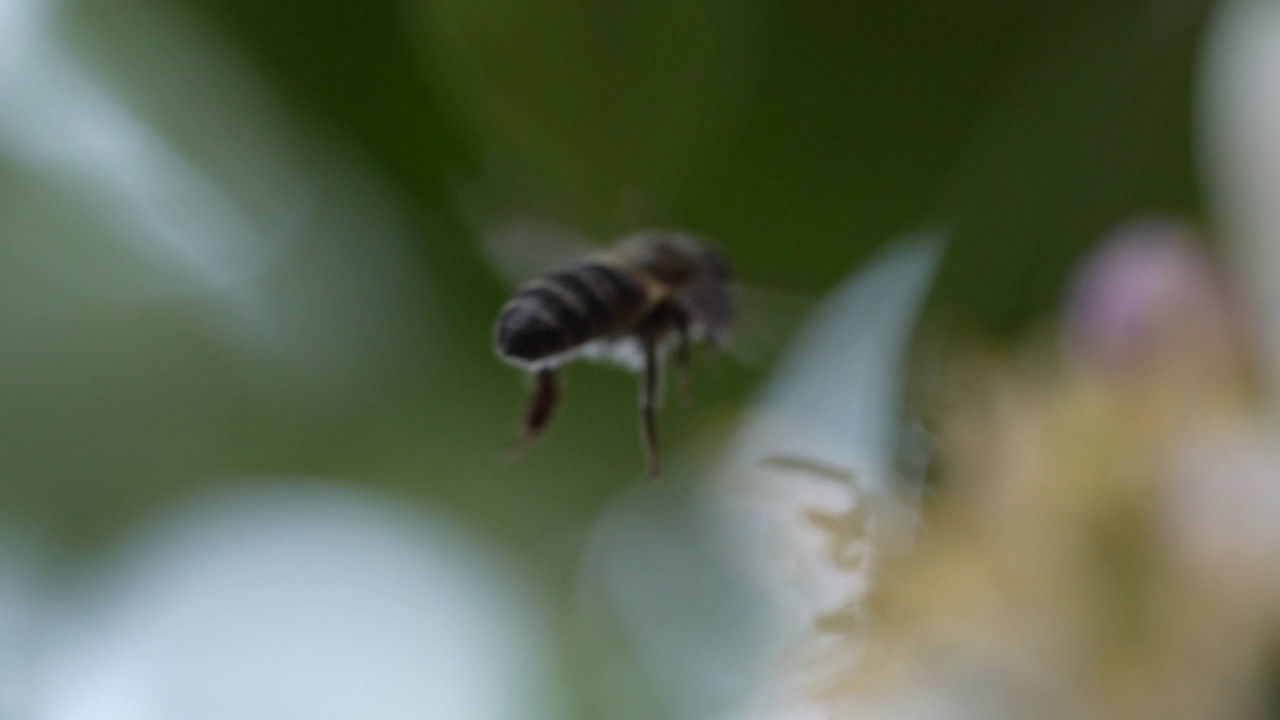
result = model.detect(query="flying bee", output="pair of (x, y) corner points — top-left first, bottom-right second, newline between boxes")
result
(493, 230), (736, 480)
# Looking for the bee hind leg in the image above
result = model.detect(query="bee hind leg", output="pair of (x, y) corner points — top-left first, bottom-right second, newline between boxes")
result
(503, 368), (560, 461)
(669, 310), (694, 406)
(639, 337), (661, 482)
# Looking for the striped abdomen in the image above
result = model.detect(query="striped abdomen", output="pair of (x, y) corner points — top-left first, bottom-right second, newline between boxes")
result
(494, 262), (648, 367)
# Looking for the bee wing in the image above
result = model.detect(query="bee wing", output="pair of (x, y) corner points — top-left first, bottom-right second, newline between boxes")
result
(722, 282), (816, 369)
(475, 216), (606, 287)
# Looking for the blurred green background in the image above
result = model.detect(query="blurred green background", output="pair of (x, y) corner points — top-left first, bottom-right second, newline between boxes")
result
(192, 0), (1208, 315)
(0, 0), (1211, 596)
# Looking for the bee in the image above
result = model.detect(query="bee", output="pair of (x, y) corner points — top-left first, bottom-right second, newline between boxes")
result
(493, 230), (736, 480)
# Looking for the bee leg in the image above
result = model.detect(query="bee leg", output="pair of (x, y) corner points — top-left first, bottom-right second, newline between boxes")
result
(639, 337), (661, 482)
(673, 310), (693, 406)
(503, 368), (560, 461)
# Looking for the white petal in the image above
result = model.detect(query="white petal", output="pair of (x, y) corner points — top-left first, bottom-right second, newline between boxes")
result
(576, 236), (943, 720)
(34, 483), (563, 720)
(0, 0), (429, 378)
(712, 233), (943, 493)
(1200, 0), (1280, 398)
(0, 525), (51, 720)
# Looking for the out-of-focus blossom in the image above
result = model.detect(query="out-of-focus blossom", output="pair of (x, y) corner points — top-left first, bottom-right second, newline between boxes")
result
(0, 0), (428, 376)
(787, 0), (1280, 711)
(804, 219), (1280, 720)
(706, 237), (941, 706)
(0, 525), (50, 720)
(23, 483), (564, 720)
(575, 236), (942, 720)
(1062, 217), (1253, 385)
(769, 4), (1280, 711)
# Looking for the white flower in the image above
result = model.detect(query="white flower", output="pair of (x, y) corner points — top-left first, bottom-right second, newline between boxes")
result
(18, 482), (564, 720)
(575, 235), (943, 720)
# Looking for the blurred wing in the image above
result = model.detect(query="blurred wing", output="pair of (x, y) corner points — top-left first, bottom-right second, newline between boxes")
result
(476, 216), (605, 287)
(722, 283), (815, 369)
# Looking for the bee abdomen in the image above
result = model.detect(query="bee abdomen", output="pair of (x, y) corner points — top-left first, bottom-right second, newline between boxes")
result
(495, 262), (646, 365)
(558, 262), (647, 331)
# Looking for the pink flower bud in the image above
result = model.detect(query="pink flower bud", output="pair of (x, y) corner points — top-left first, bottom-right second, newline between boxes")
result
(1063, 217), (1249, 378)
